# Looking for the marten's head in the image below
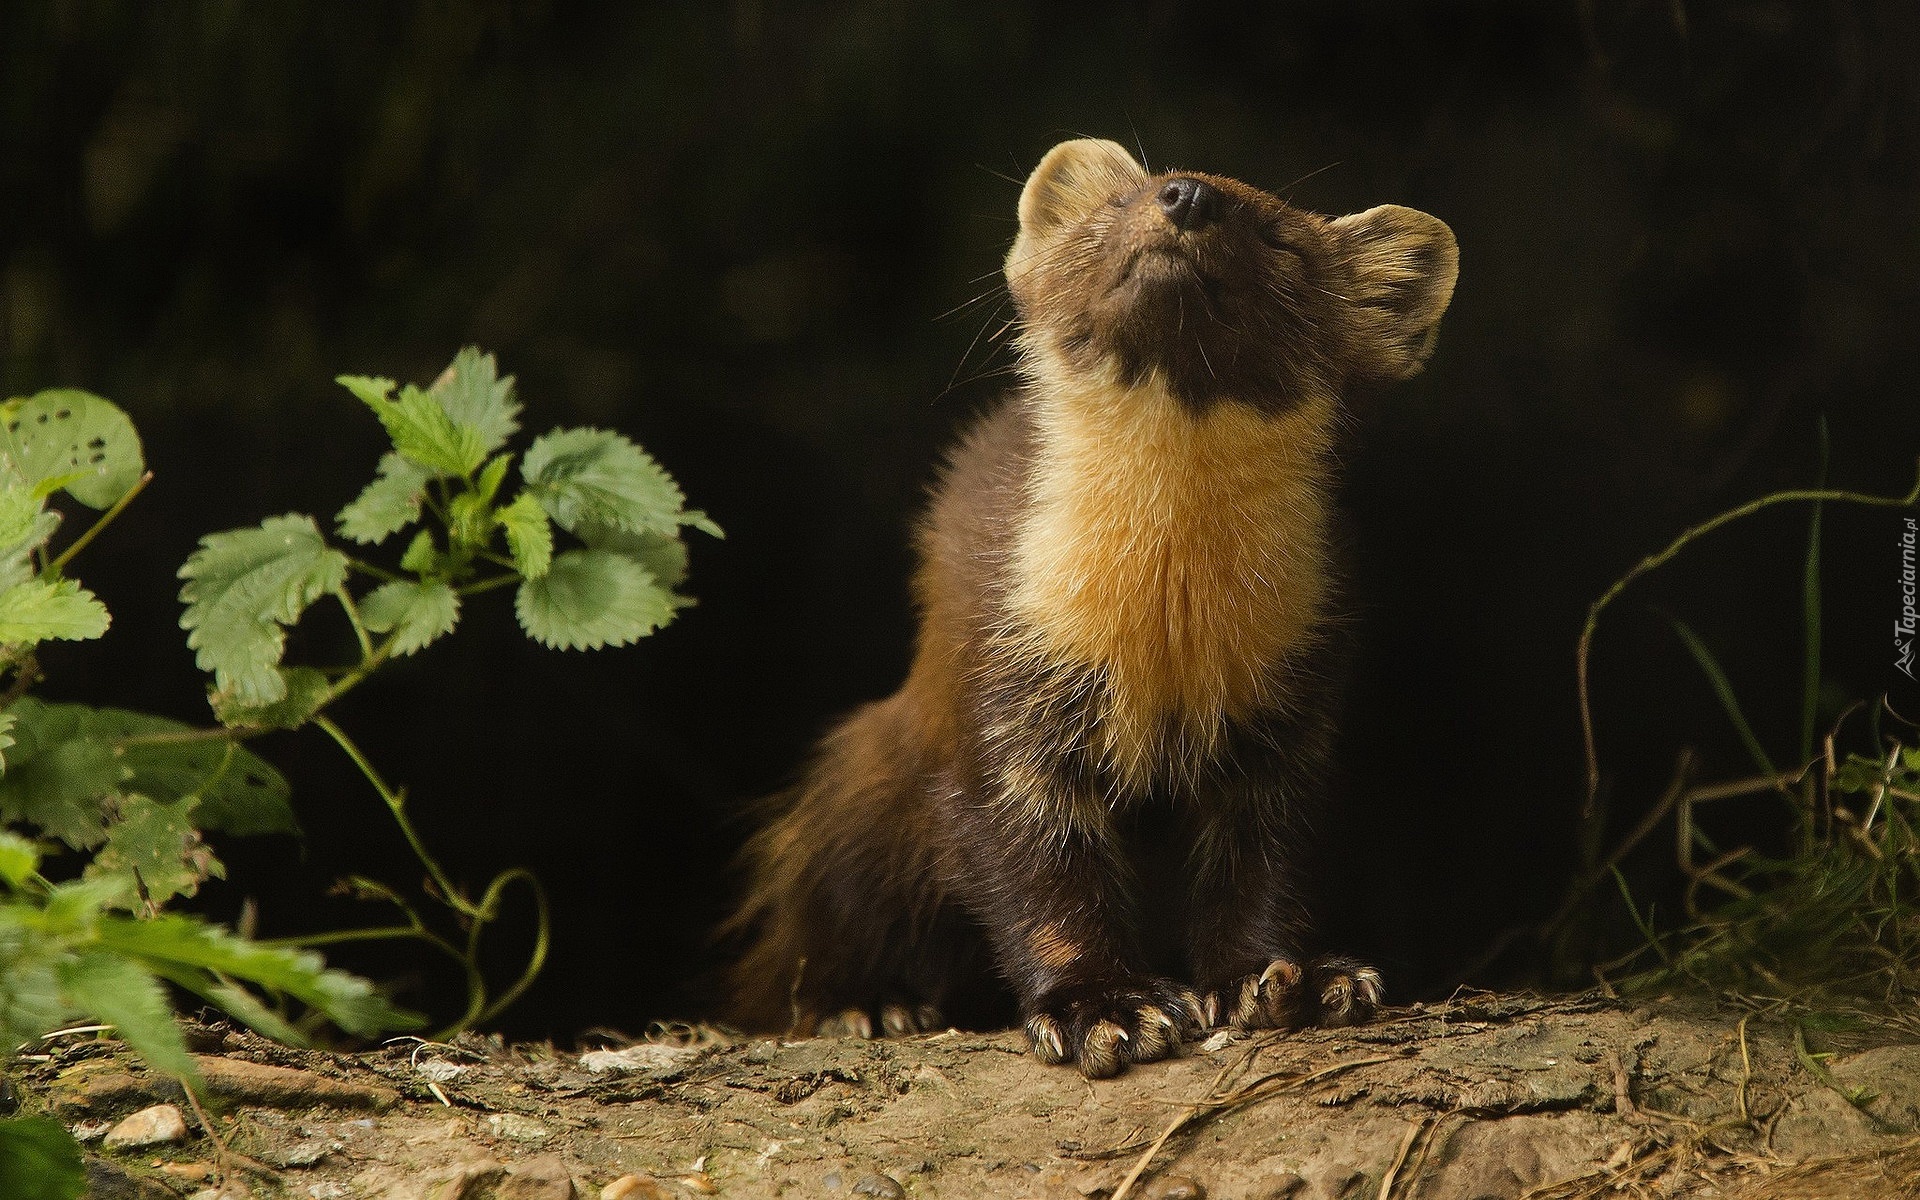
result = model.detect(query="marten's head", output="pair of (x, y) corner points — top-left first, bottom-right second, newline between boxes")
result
(1006, 138), (1458, 410)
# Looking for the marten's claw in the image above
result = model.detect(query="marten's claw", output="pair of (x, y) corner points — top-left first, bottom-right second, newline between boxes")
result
(1204, 955), (1384, 1030)
(814, 1001), (943, 1039)
(1025, 978), (1206, 1078)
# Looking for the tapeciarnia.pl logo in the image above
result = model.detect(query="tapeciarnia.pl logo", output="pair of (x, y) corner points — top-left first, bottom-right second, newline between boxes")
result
(1899, 515), (1917, 679)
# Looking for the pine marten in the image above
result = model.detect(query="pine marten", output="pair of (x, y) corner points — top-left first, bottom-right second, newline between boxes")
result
(729, 139), (1458, 1077)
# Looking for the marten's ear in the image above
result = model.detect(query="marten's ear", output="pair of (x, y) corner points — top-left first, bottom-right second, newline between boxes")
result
(1014, 139), (1145, 242)
(1330, 205), (1459, 381)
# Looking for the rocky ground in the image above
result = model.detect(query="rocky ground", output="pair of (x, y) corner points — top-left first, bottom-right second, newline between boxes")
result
(12, 992), (1920, 1200)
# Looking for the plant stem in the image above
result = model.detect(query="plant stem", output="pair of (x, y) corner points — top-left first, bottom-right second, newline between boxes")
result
(334, 587), (375, 661)
(49, 470), (152, 575)
(467, 868), (550, 1030)
(312, 714), (476, 920)
(1579, 461), (1920, 816)
(458, 573), (520, 597)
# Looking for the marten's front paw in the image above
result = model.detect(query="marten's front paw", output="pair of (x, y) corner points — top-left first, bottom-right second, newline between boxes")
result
(1203, 956), (1384, 1030)
(1309, 956), (1385, 1027)
(1024, 978), (1205, 1078)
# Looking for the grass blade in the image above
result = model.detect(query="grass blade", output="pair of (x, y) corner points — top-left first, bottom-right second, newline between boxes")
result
(1667, 615), (1779, 778)
(1800, 418), (1829, 764)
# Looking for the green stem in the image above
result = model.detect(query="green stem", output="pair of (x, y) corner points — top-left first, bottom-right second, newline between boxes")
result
(114, 726), (259, 748)
(49, 470), (153, 575)
(347, 557), (403, 584)
(466, 868), (550, 1031)
(1578, 461), (1920, 816)
(334, 586), (375, 661)
(312, 713), (476, 920)
(458, 573), (520, 597)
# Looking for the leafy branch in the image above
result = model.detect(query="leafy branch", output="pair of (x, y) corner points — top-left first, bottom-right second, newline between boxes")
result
(179, 347), (717, 1038)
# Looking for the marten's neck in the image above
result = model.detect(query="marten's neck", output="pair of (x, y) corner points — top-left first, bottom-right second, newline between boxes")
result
(1006, 347), (1338, 785)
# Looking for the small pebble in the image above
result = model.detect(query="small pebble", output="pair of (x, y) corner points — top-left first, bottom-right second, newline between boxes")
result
(600, 1176), (671, 1200)
(852, 1174), (905, 1199)
(103, 1103), (189, 1149)
(677, 1171), (718, 1194)
(823, 1171), (844, 1190)
(484, 1112), (552, 1142)
(1144, 1176), (1206, 1200)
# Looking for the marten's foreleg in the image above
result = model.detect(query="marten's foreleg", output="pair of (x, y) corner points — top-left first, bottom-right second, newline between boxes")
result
(949, 765), (1206, 1079)
(1185, 721), (1383, 1030)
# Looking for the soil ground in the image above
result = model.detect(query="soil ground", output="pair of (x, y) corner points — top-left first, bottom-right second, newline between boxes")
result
(14, 992), (1920, 1199)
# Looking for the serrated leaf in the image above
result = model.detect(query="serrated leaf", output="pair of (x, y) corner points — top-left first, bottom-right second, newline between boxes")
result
(399, 528), (439, 575)
(56, 949), (197, 1082)
(210, 666), (332, 734)
(359, 580), (460, 657)
(430, 348), (521, 458)
(0, 390), (145, 509)
(576, 520), (690, 589)
(0, 1116), (85, 1200)
(337, 452), (432, 545)
(32, 703), (300, 837)
(681, 509), (725, 539)
(446, 490), (493, 552)
(521, 428), (684, 536)
(347, 376), (485, 478)
(497, 493), (552, 579)
(0, 700), (294, 847)
(0, 829), (36, 887)
(0, 927), (68, 1055)
(84, 794), (222, 908)
(0, 481), (49, 558)
(0, 710), (15, 774)
(0, 713), (123, 849)
(0, 578), (109, 645)
(473, 453), (513, 505)
(178, 515), (350, 706)
(515, 548), (677, 650)
(94, 914), (422, 1038)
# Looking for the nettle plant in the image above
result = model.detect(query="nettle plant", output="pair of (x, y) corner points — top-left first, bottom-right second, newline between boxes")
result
(0, 351), (711, 1186)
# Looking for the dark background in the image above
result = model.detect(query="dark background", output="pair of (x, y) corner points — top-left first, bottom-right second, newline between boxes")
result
(4, 0), (1918, 1041)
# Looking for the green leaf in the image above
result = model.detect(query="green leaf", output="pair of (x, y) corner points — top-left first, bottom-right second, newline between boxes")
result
(430, 348), (521, 458)
(497, 493), (553, 579)
(359, 579), (460, 657)
(210, 665), (332, 734)
(0, 709), (16, 773)
(399, 528), (439, 575)
(84, 794), (222, 907)
(0, 924), (69, 1055)
(515, 548), (677, 650)
(0, 1117), (85, 1200)
(681, 509), (725, 539)
(56, 949), (197, 1082)
(94, 914), (421, 1038)
(337, 452), (432, 545)
(178, 514), (350, 706)
(0, 712), (123, 849)
(86, 706), (295, 837)
(343, 376), (485, 478)
(446, 489), (493, 553)
(521, 428), (684, 537)
(0, 829), (37, 888)
(0, 390), (145, 509)
(473, 453), (513, 505)
(0, 579), (109, 645)
(576, 520), (691, 589)
(0, 481), (51, 558)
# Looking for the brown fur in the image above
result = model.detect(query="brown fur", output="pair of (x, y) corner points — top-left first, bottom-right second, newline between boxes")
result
(727, 139), (1457, 1075)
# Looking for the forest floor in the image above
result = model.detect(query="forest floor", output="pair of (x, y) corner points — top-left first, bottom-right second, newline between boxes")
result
(14, 991), (1920, 1200)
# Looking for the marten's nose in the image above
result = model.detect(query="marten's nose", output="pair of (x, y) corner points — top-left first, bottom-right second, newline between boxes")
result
(1156, 177), (1220, 231)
